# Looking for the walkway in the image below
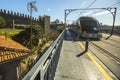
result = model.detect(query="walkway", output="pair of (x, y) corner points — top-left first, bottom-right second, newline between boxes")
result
(54, 30), (106, 80)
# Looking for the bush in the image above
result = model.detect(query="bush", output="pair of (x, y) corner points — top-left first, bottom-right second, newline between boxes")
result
(12, 28), (43, 49)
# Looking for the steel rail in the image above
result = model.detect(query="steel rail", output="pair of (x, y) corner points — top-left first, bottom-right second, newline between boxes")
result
(90, 42), (120, 63)
(101, 40), (120, 49)
(90, 41), (120, 79)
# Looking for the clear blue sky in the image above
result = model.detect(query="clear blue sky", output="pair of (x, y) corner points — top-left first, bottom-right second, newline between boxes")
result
(0, 0), (120, 25)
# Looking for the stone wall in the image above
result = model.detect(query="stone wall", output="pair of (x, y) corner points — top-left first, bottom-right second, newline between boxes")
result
(0, 9), (39, 28)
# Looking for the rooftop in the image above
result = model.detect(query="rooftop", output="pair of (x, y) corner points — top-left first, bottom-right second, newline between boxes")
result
(0, 36), (31, 63)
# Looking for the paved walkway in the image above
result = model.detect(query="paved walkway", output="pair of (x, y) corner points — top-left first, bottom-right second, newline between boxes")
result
(54, 30), (105, 80)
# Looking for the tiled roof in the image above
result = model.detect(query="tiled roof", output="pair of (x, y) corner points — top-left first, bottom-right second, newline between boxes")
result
(0, 36), (31, 63)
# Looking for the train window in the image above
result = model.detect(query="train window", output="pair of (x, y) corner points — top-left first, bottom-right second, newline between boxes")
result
(80, 20), (100, 33)
(93, 27), (97, 30)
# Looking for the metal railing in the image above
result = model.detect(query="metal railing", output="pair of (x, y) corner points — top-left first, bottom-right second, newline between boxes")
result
(22, 30), (65, 80)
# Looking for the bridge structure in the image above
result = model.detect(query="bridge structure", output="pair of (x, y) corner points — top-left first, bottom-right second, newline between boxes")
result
(23, 29), (120, 80)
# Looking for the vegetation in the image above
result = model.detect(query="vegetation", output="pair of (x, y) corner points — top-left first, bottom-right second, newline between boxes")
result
(0, 16), (6, 28)
(12, 28), (44, 50)
(57, 26), (65, 33)
(12, 27), (60, 51)
(0, 27), (61, 78)
(0, 29), (22, 38)
(13, 27), (61, 78)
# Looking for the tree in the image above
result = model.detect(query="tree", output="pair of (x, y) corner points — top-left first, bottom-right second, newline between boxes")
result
(12, 27), (44, 49)
(0, 16), (6, 28)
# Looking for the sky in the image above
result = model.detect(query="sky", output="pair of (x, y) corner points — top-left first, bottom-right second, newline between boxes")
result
(0, 0), (120, 25)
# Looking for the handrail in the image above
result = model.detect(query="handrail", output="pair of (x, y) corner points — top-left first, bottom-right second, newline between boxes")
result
(22, 30), (65, 80)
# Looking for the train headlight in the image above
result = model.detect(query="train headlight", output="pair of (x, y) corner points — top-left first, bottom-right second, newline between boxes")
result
(98, 33), (102, 35)
(83, 31), (86, 33)
(98, 33), (102, 37)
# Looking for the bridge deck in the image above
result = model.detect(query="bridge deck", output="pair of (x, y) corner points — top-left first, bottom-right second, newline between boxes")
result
(54, 30), (105, 80)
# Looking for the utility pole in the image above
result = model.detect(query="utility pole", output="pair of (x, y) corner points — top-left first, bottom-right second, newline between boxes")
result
(12, 19), (15, 29)
(27, 1), (37, 49)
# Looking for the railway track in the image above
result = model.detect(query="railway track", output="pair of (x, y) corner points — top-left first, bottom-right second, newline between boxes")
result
(103, 36), (120, 43)
(109, 38), (120, 43)
(90, 42), (120, 63)
(101, 40), (120, 49)
(90, 41), (120, 79)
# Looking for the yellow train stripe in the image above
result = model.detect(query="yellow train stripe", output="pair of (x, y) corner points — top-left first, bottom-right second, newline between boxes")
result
(78, 42), (113, 80)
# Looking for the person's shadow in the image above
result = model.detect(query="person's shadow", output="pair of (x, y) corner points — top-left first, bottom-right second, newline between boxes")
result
(76, 50), (87, 57)
(76, 38), (89, 57)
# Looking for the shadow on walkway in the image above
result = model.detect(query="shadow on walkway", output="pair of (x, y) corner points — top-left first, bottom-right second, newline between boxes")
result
(76, 51), (87, 57)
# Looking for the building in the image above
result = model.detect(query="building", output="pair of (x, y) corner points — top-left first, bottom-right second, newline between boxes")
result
(39, 15), (50, 35)
(50, 19), (64, 30)
(0, 36), (31, 80)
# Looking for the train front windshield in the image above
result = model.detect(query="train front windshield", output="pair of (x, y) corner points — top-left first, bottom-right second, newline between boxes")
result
(80, 20), (100, 33)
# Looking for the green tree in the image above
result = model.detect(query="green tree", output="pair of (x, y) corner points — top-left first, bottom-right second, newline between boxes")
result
(0, 16), (6, 28)
(12, 27), (44, 49)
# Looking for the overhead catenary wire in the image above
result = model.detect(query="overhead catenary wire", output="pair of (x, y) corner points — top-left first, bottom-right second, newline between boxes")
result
(68, 0), (120, 23)
(80, 0), (97, 14)
(71, 1), (119, 40)
(73, 0), (97, 20)
(74, 1), (120, 20)
(108, 1), (120, 7)
(92, 1), (120, 16)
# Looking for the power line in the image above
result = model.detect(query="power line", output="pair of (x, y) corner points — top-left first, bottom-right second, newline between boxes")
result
(73, 0), (97, 20)
(107, 1), (120, 14)
(80, 0), (97, 15)
(85, 0), (97, 9)
(108, 1), (120, 7)
(74, 1), (120, 20)
(92, 1), (120, 15)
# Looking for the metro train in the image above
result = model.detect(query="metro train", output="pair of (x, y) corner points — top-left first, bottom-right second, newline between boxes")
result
(70, 16), (102, 38)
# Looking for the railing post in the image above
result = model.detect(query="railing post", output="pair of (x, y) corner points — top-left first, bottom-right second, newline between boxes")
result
(41, 65), (44, 80)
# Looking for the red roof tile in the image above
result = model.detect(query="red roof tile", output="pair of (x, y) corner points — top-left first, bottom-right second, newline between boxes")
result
(0, 36), (31, 63)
